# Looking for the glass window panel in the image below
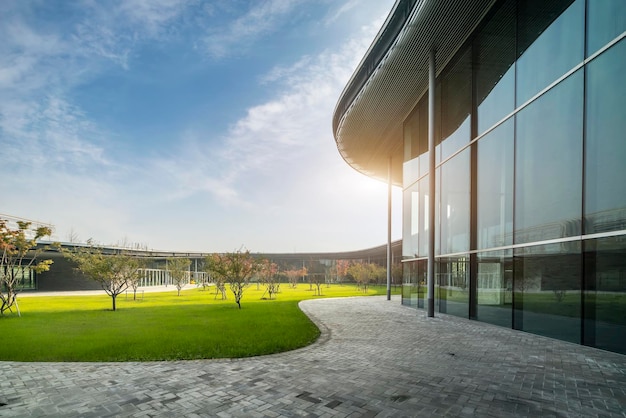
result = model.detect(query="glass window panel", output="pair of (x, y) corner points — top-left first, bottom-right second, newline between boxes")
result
(513, 242), (581, 343)
(402, 261), (419, 308)
(587, 0), (626, 57)
(515, 70), (583, 244)
(516, 0), (584, 105)
(403, 118), (412, 162)
(417, 97), (429, 178)
(583, 237), (626, 355)
(440, 49), (472, 160)
(435, 167), (441, 256)
(434, 82), (442, 164)
(440, 149), (470, 255)
(475, 0), (516, 135)
(402, 159), (419, 191)
(403, 105), (420, 162)
(477, 250), (513, 328)
(477, 118), (514, 249)
(402, 184), (419, 258)
(418, 176), (429, 257)
(403, 96), (429, 184)
(417, 259), (427, 309)
(437, 256), (469, 318)
(584, 40), (626, 234)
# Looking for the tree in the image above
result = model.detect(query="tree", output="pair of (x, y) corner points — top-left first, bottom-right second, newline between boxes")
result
(64, 247), (143, 311)
(336, 260), (350, 285)
(284, 268), (305, 288)
(348, 262), (381, 293)
(371, 263), (387, 285)
(195, 260), (212, 291)
(67, 227), (80, 243)
(205, 254), (227, 300)
(167, 257), (191, 296)
(128, 259), (148, 300)
(306, 259), (325, 295)
(206, 250), (258, 309)
(259, 259), (280, 300)
(391, 263), (403, 288)
(0, 220), (54, 316)
(311, 272), (324, 296)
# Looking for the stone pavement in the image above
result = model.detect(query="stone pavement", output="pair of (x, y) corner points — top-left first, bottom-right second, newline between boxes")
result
(1, 295), (625, 417)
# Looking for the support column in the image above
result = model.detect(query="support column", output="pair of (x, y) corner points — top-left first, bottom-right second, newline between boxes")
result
(387, 156), (392, 301)
(427, 49), (436, 318)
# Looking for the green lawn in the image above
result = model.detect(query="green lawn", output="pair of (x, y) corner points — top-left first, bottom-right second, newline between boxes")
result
(0, 284), (397, 362)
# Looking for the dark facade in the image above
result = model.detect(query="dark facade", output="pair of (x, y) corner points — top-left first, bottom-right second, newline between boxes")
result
(27, 241), (402, 292)
(334, 0), (626, 355)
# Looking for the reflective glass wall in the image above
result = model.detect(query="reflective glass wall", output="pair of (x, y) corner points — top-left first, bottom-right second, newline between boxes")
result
(401, 0), (626, 354)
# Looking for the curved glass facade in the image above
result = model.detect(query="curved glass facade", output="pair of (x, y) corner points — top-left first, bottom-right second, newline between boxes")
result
(402, 0), (626, 354)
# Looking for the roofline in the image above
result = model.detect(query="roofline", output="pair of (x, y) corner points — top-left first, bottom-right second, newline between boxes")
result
(332, 0), (496, 183)
(39, 240), (403, 262)
(332, 0), (418, 135)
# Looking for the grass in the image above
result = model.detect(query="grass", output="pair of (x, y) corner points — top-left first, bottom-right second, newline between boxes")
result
(0, 284), (398, 362)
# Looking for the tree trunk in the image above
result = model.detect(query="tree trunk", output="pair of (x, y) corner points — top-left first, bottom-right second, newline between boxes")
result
(112, 294), (117, 311)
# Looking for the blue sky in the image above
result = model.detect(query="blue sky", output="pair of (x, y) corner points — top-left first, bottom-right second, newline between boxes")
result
(0, 0), (401, 253)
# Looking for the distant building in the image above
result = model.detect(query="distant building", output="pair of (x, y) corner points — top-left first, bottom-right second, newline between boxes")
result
(333, 0), (625, 354)
(2, 211), (402, 292)
(28, 241), (403, 292)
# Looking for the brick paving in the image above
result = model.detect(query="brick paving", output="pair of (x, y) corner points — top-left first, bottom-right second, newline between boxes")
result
(1, 295), (625, 417)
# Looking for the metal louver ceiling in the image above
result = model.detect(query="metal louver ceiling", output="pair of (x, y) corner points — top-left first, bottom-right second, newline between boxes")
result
(333, 0), (497, 186)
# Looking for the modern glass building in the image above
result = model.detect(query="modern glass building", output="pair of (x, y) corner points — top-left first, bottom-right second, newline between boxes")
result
(333, 0), (626, 354)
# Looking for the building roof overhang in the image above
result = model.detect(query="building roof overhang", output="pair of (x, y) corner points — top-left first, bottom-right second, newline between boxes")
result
(332, 0), (497, 186)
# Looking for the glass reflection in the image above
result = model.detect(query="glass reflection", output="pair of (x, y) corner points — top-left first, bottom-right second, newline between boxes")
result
(404, 105), (419, 161)
(438, 256), (469, 318)
(402, 184), (419, 258)
(516, 0), (584, 105)
(418, 176), (429, 257)
(513, 242), (581, 343)
(477, 250), (513, 328)
(584, 40), (626, 234)
(440, 149), (470, 255)
(435, 167), (441, 256)
(587, 0), (626, 57)
(477, 119), (514, 249)
(583, 237), (626, 355)
(475, 0), (516, 135)
(417, 259), (427, 309)
(404, 96), (429, 180)
(403, 159), (419, 189)
(440, 49), (471, 160)
(402, 261), (418, 307)
(515, 70), (583, 244)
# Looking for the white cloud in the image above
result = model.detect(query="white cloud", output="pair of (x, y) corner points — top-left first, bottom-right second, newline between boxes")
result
(138, 16), (402, 251)
(118, 0), (190, 35)
(201, 0), (302, 58)
(323, 0), (360, 26)
(0, 0), (401, 252)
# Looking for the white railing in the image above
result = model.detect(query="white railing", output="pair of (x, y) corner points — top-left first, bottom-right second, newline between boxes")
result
(137, 269), (210, 287)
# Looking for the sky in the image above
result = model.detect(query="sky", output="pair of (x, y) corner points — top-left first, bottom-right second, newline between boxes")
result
(0, 0), (402, 253)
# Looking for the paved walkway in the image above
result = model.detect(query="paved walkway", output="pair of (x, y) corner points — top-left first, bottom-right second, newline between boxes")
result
(1, 296), (625, 417)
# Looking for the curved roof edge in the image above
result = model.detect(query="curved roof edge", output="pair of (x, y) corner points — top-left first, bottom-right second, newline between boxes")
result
(332, 0), (496, 185)
(332, 0), (418, 136)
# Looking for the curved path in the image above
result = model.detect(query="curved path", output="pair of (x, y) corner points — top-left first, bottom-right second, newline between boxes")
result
(1, 296), (625, 417)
